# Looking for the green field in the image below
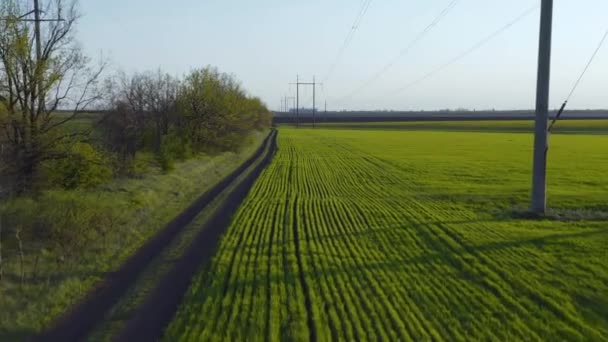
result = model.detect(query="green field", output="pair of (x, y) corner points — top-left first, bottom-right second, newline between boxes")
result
(300, 119), (608, 134)
(165, 123), (608, 341)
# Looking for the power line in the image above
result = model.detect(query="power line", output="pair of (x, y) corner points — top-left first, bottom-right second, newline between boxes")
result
(303, 83), (324, 110)
(323, 0), (373, 82)
(335, 0), (460, 103)
(565, 27), (608, 102)
(381, 5), (538, 98)
(548, 26), (608, 132)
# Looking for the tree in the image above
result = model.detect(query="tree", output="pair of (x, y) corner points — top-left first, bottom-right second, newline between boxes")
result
(100, 71), (180, 171)
(142, 70), (179, 152)
(0, 0), (105, 192)
(177, 67), (267, 151)
(100, 66), (272, 173)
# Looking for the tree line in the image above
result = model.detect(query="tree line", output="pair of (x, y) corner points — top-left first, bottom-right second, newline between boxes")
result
(101, 68), (271, 176)
(0, 0), (272, 295)
(0, 0), (272, 195)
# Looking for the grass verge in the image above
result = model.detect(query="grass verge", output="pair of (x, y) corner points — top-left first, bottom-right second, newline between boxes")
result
(0, 131), (267, 341)
(86, 131), (275, 341)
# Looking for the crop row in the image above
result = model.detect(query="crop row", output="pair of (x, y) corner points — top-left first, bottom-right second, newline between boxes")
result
(165, 128), (608, 341)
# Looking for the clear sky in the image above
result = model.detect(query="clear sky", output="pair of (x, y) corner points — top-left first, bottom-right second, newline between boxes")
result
(77, 0), (608, 111)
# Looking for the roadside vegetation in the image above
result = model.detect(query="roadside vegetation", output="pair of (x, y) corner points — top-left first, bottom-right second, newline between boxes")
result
(167, 124), (608, 341)
(0, 0), (271, 339)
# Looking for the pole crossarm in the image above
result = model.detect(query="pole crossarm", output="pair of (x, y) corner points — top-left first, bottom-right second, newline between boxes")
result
(1, 8), (64, 22)
(1, 18), (64, 22)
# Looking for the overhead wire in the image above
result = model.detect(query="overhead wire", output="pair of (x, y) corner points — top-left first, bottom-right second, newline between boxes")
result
(549, 26), (608, 132)
(564, 28), (608, 102)
(323, 0), (373, 82)
(370, 4), (539, 101)
(335, 0), (460, 104)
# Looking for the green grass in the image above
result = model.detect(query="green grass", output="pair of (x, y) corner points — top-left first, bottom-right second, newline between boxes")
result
(49, 112), (102, 133)
(86, 133), (273, 341)
(0, 131), (267, 341)
(166, 124), (608, 341)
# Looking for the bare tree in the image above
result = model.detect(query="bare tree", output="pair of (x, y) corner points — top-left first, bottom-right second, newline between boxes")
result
(0, 0), (106, 192)
(143, 70), (179, 151)
(100, 70), (179, 169)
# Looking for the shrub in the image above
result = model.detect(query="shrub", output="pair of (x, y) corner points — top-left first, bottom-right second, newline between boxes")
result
(1, 191), (123, 263)
(157, 132), (192, 172)
(128, 152), (155, 177)
(42, 142), (113, 190)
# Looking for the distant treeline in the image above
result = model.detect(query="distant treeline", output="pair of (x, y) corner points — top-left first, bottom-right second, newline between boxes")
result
(99, 68), (272, 177)
(0, 66), (272, 194)
(1, 0), (272, 195)
(273, 109), (608, 123)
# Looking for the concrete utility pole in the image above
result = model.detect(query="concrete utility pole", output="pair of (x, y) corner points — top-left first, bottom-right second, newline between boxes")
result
(33, 0), (43, 84)
(296, 75), (300, 127)
(284, 96), (296, 124)
(531, 0), (554, 215)
(1, 1), (65, 112)
(282, 96), (292, 112)
(312, 76), (316, 128)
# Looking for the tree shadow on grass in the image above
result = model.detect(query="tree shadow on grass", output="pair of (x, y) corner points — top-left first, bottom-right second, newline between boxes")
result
(312, 225), (607, 277)
(231, 219), (498, 251)
(178, 220), (608, 341)
(0, 329), (38, 342)
(499, 205), (608, 222)
(0, 270), (109, 291)
(199, 225), (608, 294)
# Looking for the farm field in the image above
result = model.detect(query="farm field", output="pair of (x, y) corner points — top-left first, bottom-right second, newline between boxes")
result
(165, 123), (608, 341)
(307, 119), (608, 134)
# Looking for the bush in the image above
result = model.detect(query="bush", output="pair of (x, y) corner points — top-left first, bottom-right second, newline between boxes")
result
(0, 103), (14, 197)
(128, 152), (155, 177)
(42, 142), (113, 190)
(1, 191), (123, 260)
(157, 132), (192, 172)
